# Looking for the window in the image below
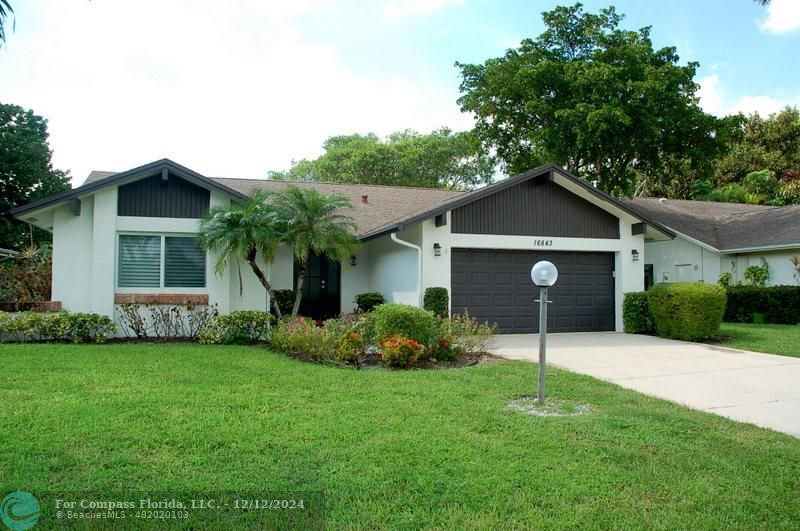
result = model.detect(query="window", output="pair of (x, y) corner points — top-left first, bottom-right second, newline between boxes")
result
(118, 234), (206, 288)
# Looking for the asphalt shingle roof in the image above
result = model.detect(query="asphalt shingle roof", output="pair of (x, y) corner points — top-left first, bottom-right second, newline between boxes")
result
(83, 172), (464, 238)
(627, 197), (800, 251)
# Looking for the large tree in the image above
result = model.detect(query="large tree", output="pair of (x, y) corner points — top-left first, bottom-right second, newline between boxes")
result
(456, 3), (732, 196)
(0, 103), (71, 250)
(268, 128), (495, 190)
(273, 186), (359, 317)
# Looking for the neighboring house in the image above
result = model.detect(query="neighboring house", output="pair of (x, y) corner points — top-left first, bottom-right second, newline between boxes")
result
(11, 159), (672, 333)
(627, 198), (800, 287)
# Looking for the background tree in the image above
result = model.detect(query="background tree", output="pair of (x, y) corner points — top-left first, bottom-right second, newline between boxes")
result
(456, 3), (733, 197)
(268, 128), (495, 190)
(0, 103), (71, 249)
(197, 191), (286, 318)
(273, 186), (359, 317)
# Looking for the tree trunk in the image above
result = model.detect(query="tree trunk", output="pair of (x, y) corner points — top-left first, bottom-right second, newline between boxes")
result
(291, 261), (306, 317)
(245, 247), (282, 320)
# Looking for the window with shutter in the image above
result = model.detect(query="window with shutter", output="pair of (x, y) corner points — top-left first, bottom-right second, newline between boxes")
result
(164, 237), (206, 287)
(118, 235), (161, 287)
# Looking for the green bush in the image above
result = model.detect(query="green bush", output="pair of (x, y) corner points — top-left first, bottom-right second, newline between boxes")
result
(0, 311), (115, 343)
(439, 311), (496, 353)
(622, 292), (654, 334)
(423, 287), (449, 318)
(271, 290), (295, 316)
(354, 292), (385, 313)
(369, 303), (437, 347)
(646, 283), (726, 341)
(270, 316), (357, 364)
(198, 311), (273, 344)
(723, 285), (800, 324)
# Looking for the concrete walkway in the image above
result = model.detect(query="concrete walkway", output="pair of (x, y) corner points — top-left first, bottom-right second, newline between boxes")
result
(490, 332), (800, 438)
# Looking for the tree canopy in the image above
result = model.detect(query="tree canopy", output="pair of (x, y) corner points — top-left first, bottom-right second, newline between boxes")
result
(0, 103), (71, 250)
(456, 3), (734, 197)
(268, 128), (495, 190)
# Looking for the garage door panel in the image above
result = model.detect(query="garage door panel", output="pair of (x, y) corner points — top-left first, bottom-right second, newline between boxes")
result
(452, 249), (615, 333)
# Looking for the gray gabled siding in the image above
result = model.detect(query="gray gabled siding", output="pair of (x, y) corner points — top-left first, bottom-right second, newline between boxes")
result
(117, 173), (210, 218)
(451, 179), (620, 239)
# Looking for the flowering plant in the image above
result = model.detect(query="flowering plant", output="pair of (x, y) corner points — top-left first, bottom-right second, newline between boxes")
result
(380, 334), (425, 367)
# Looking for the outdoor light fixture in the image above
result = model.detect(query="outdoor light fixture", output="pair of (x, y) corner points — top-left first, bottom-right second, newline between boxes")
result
(433, 243), (442, 257)
(531, 260), (558, 405)
(350, 255), (357, 266)
(631, 249), (640, 262)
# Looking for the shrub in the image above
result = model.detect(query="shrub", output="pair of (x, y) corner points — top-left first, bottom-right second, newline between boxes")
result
(322, 314), (368, 363)
(717, 272), (732, 287)
(723, 285), (800, 324)
(0, 311), (115, 343)
(271, 290), (295, 316)
(270, 316), (345, 363)
(441, 311), (496, 353)
(369, 303), (437, 347)
(423, 287), (449, 318)
(428, 331), (458, 361)
(354, 292), (385, 313)
(380, 334), (425, 368)
(622, 292), (654, 334)
(198, 310), (273, 344)
(0, 245), (52, 303)
(646, 283), (726, 341)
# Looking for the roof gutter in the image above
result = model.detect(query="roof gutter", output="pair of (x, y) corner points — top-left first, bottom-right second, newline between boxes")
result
(719, 243), (800, 254)
(390, 232), (423, 307)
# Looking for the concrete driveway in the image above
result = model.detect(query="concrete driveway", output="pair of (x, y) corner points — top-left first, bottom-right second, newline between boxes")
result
(490, 332), (800, 438)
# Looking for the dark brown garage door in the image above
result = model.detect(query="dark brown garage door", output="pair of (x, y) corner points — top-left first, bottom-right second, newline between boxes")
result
(451, 249), (615, 333)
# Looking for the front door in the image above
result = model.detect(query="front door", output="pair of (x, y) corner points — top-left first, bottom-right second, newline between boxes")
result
(294, 254), (341, 320)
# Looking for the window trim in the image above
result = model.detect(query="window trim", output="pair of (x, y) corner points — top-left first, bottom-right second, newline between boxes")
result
(116, 232), (207, 294)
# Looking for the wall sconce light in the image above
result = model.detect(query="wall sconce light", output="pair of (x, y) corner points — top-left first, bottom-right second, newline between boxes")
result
(433, 243), (442, 257)
(350, 255), (357, 266)
(631, 249), (640, 262)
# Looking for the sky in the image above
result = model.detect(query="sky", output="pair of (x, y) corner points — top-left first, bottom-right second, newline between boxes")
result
(1, 0), (798, 185)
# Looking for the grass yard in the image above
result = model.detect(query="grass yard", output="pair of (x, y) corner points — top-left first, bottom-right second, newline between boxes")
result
(714, 322), (800, 357)
(1, 344), (799, 528)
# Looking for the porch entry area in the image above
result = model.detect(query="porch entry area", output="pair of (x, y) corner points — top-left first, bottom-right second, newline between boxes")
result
(293, 253), (341, 319)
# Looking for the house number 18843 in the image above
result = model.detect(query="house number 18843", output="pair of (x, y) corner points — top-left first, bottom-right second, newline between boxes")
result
(533, 239), (554, 247)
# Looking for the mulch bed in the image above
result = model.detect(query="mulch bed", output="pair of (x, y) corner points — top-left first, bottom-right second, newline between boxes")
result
(350, 351), (503, 370)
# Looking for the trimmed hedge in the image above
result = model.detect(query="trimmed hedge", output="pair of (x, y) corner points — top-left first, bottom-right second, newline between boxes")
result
(354, 292), (385, 313)
(723, 285), (800, 324)
(369, 303), (437, 347)
(0, 311), (116, 343)
(199, 310), (274, 344)
(622, 292), (654, 334)
(646, 283), (726, 341)
(423, 287), (449, 318)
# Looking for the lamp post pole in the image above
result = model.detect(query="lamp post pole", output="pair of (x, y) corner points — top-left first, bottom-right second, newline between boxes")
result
(531, 260), (557, 406)
(537, 286), (548, 405)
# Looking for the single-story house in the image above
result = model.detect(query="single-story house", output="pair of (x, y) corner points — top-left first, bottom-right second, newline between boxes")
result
(11, 158), (675, 334)
(627, 198), (800, 287)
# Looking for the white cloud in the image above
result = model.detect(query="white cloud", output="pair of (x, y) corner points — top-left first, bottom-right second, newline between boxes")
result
(759, 0), (800, 34)
(383, 0), (464, 20)
(0, 0), (472, 184)
(697, 74), (797, 117)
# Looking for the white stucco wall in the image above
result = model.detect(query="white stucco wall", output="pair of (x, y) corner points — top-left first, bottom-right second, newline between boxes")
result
(52, 197), (95, 312)
(644, 237), (720, 284)
(91, 187), (118, 317)
(368, 225), (421, 306)
(341, 246), (370, 313)
(645, 237), (799, 287)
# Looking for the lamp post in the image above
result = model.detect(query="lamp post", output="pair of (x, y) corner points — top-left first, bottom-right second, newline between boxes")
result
(531, 260), (558, 405)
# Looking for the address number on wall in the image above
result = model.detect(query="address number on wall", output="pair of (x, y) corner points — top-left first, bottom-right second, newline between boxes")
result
(532, 239), (554, 247)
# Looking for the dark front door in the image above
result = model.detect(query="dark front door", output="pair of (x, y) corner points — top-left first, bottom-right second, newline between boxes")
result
(295, 254), (341, 319)
(451, 249), (615, 333)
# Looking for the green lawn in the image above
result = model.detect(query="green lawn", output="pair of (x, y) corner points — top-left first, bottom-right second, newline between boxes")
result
(1, 344), (799, 529)
(714, 322), (800, 357)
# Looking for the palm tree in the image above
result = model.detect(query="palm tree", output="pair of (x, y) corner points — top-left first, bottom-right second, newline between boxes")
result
(0, 1), (12, 47)
(197, 191), (286, 318)
(273, 186), (359, 317)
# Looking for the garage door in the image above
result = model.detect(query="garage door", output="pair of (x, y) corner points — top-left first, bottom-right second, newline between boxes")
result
(451, 249), (615, 333)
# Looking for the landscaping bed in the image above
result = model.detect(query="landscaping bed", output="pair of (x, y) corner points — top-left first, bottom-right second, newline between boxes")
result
(0, 343), (799, 528)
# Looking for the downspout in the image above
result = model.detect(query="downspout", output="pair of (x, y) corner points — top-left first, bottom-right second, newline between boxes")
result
(390, 232), (423, 306)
